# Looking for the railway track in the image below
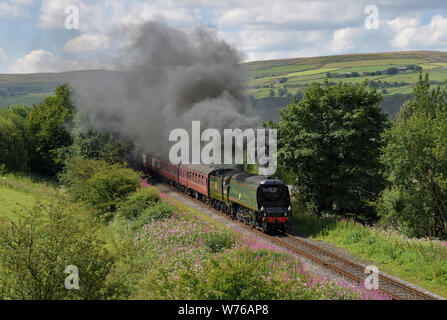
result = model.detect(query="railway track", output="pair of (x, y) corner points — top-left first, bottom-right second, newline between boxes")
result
(156, 179), (440, 300)
(271, 233), (437, 300)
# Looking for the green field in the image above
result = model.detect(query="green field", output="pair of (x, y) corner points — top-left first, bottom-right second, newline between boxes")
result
(245, 51), (447, 100)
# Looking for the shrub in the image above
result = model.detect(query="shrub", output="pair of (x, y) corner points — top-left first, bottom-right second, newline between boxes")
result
(0, 200), (117, 300)
(130, 202), (175, 231)
(203, 231), (235, 253)
(117, 188), (160, 220)
(189, 251), (279, 299)
(60, 157), (140, 219)
(143, 249), (280, 300)
(70, 112), (133, 164)
(0, 164), (6, 175)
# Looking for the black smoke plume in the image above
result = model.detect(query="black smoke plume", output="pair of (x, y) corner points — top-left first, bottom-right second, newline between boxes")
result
(70, 21), (261, 159)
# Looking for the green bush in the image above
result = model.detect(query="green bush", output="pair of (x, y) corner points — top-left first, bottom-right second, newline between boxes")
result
(203, 231), (235, 253)
(70, 112), (133, 164)
(60, 157), (140, 219)
(191, 251), (279, 299)
(1, 104), (31, 119)
(130, 202), (175, 231)
(142, 249), (279, 299)
(117, 188), (160, 220)
(0, 113), (28, 172)
(0, 164), (6, 175)
(0, 200), (118, 300)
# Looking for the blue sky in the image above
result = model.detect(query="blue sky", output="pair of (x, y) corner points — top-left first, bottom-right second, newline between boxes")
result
(1, 0), (447, 73)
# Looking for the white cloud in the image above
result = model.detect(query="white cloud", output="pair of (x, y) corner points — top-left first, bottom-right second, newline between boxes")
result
(63, 34), (110, 52)
(11, 0), (33, 5)
(217, 0), (362, 28)
(0, 0), (31, 17)
(38, 0), (199, 31)
(388, 15), (447, 50)
(331, 27), (356, 53)
(27, 0), (447, 69)
(0, 48), (7, 62)
(10, 49), (80, 73)
(221, 26), (329, 60)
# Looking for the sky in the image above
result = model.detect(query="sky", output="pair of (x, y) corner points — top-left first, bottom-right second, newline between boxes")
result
(1, 0), (447, 73)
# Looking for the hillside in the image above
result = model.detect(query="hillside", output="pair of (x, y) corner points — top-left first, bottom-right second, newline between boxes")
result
(1, 51), (447, 120)
(244, 51), (447, 97)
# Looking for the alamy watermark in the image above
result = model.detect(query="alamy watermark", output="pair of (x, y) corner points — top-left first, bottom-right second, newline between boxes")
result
(364, 5), (379, 30)
(364, 265), (379, 290)
(169, 121), (277, 175)
(65, 5), (79, 30)
(65, 265), (79, 290)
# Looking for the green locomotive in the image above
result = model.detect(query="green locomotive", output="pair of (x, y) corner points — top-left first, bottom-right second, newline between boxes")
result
(209, 170), (291, 233)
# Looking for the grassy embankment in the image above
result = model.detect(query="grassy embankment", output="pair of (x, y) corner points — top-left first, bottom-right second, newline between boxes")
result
(289, 202), (447, 298)
(0, 172), (388, 300)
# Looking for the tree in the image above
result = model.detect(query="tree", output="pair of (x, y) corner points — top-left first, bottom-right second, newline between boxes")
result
(266, 80), (388, 218)
(378, 73), (447, 239)
(27, 84), (74, 176)
(70, 111), (133, 164)
(2, 104), (31, 119)
(0, 114), (27, 172)
(0, 106), (31, 172)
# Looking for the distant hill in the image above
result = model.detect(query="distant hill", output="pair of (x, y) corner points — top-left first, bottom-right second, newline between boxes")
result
(0, 70), (115, 107)
(2, 51), (447, 120)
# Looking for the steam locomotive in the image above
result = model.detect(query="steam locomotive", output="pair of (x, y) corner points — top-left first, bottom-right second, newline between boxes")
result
(128, 151), (291, 233)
